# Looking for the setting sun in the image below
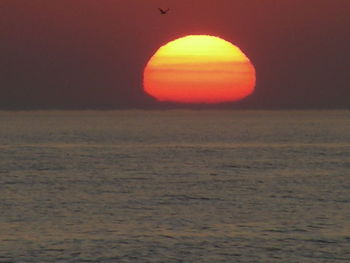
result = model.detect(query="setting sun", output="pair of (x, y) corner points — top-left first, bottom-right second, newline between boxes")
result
(143, 35), (256, 104)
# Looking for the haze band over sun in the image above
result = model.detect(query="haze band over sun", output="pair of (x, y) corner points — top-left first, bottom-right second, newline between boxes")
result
(143, 35), (256, 104)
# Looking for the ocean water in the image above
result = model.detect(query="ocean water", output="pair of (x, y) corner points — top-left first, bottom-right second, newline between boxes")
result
(0, 110), (349, 263)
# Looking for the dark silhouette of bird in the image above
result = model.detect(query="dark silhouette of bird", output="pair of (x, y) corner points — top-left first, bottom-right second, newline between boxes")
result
(158, 8), (170, 15)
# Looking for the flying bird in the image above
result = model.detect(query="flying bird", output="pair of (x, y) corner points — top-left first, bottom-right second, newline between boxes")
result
(158, 8), (170, 15)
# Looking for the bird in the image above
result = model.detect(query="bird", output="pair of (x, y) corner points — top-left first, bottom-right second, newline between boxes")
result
(158, 8), (170, 15)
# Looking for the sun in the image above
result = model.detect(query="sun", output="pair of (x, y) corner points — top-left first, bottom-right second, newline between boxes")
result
(143, 35), (256, 104)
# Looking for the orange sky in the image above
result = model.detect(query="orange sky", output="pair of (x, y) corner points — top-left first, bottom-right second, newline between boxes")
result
(0, 0), (349, 108)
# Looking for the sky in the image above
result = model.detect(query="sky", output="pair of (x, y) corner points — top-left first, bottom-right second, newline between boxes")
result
(1, 0), (349, 109)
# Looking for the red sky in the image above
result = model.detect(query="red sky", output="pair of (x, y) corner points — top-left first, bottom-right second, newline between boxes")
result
(0, 0), (349, 109)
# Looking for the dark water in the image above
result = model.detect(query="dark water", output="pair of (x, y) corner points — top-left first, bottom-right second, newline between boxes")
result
(1, 110), (349, 262)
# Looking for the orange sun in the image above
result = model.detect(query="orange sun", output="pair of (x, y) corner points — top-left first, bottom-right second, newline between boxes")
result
(143, 35), (256, 104)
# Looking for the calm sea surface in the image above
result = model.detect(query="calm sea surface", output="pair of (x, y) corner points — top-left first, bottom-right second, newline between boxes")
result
(0, 110), (349, 263)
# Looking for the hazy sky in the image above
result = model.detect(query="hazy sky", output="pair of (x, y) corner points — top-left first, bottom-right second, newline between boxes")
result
(1, 0), (349, 109)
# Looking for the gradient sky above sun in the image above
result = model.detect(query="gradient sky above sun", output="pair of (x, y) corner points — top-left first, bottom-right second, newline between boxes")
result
(0, 0), (349, 109)
(144, 35), (256, 103)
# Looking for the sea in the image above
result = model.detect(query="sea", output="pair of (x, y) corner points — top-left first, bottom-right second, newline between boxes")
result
(0, 110), (349, 263)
